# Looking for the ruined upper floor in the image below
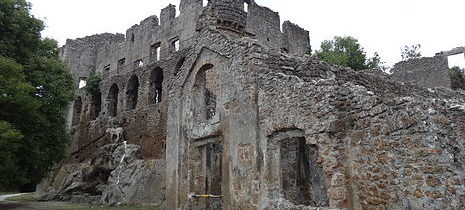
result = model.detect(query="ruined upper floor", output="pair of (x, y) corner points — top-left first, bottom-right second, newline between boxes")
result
(61, 0), (310, 88)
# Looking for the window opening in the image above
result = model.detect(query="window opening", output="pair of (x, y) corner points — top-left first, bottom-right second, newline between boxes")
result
(134, 59), (144, 67)
(172, 39), (180, 52)
(117, 58), (126, 69)
(193, 64), (216, 120)
(149, 67), (163, 104)
(150, 43), (161, 61)
(78, 77), (87, 89)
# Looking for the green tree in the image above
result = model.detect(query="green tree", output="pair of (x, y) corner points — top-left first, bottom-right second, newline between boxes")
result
(315, 36), (380, 70)
(401, 44), (422, 61)
(0, 121), (24, 189)
(0, 0), (44, 64)
(449, 66), (465, 90)
(84, 73), (102, 95)
(0, 0), (73, 191)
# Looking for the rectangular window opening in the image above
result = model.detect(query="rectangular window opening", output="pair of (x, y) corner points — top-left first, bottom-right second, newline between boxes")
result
(117, 58), (126, 69)
(150, 43), (161, 61)
(172, 39), (180, 52)
(104, 64), (110, 71)
(134, 59), (144, 67)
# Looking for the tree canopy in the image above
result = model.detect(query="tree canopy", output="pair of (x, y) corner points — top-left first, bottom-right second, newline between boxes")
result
(401, 44), (422, 61)
(0, 0), (73, 191)
(315, 36), (381, 70)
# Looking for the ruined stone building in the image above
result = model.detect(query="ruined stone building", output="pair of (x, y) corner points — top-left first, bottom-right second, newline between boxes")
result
(38, 0), (465, 209)
(391, 47), (465, 89)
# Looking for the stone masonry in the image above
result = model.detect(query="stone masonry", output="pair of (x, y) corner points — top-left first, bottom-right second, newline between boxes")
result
(38, 0), (465, 209)
(391, 47), (465, 89)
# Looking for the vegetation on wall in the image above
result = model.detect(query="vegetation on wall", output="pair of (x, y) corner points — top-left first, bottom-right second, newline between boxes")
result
(0, 0), (73, 191)
(315, 36), (382, 71)
(84, 73), (102, 95)
(401, 44), (422, 61)
(449, 66), (465, 90)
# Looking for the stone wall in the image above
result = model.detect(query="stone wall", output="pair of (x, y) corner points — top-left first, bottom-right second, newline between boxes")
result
(391, 56), (450, 88)
(37, 0), (465, 209)
(282, 21), (311, 55)
(246, 3), (282, 50)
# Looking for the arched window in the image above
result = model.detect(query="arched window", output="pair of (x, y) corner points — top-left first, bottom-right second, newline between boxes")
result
(107, 84), (119, 117)
(149, 67), (163, 104)
(90, 89), (101, 120)
(72, 97), (82, 125)
(126, 75), (139, 110)
(193, 64), (216, 120)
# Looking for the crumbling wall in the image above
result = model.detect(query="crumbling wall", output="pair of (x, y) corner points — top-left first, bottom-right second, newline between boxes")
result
(39, 0), (465, 209)
(254, 51), (465, 209)
(246, 3), (282, 50)
(391, 56), (450, 88)
(282, 21), (311, 55)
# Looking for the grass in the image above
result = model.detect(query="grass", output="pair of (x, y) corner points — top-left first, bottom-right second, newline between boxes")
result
(1, 193), (159, 210)
(0, 192), (17, 196)
(47, 204), (160, 210)
(4, 193), (38, 202)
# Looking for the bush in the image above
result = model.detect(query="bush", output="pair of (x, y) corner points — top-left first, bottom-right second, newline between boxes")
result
(84, 73), (102, 95)
(448, 66), (465, 90)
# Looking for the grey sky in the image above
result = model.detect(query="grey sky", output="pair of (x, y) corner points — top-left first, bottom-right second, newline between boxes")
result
(28, 0), (464, 66)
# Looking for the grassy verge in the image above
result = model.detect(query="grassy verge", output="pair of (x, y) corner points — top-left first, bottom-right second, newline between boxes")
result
(0, 192), (17, 196)
(4, 193), (38, 202)
(47, 204), (159, 210)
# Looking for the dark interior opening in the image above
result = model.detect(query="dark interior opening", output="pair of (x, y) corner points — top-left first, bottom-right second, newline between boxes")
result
(107, 84), (119, 117)
(126, 75), (139, 110)
(149, 67), (163, 104)
(90, 89), (101, 120)
(72, 97), (82, 125)
(278, 134), (328, 207)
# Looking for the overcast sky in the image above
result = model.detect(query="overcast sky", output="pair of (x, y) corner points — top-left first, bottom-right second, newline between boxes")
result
(28, 0), (464, 66)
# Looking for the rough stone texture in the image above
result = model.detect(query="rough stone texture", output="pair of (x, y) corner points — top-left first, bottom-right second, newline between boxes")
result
(391, 56), (450, 88)
(39, 0), (465, 209)
(391, 46), (465, 90)
(282, 21), (311, 55)
(438, 46), (465, 56)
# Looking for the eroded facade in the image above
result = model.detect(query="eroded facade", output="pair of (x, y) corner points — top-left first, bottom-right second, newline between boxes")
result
(38, 0), (465, 209)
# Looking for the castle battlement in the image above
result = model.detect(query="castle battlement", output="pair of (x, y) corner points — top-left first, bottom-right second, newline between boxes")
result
(61, 0), (310, 86)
